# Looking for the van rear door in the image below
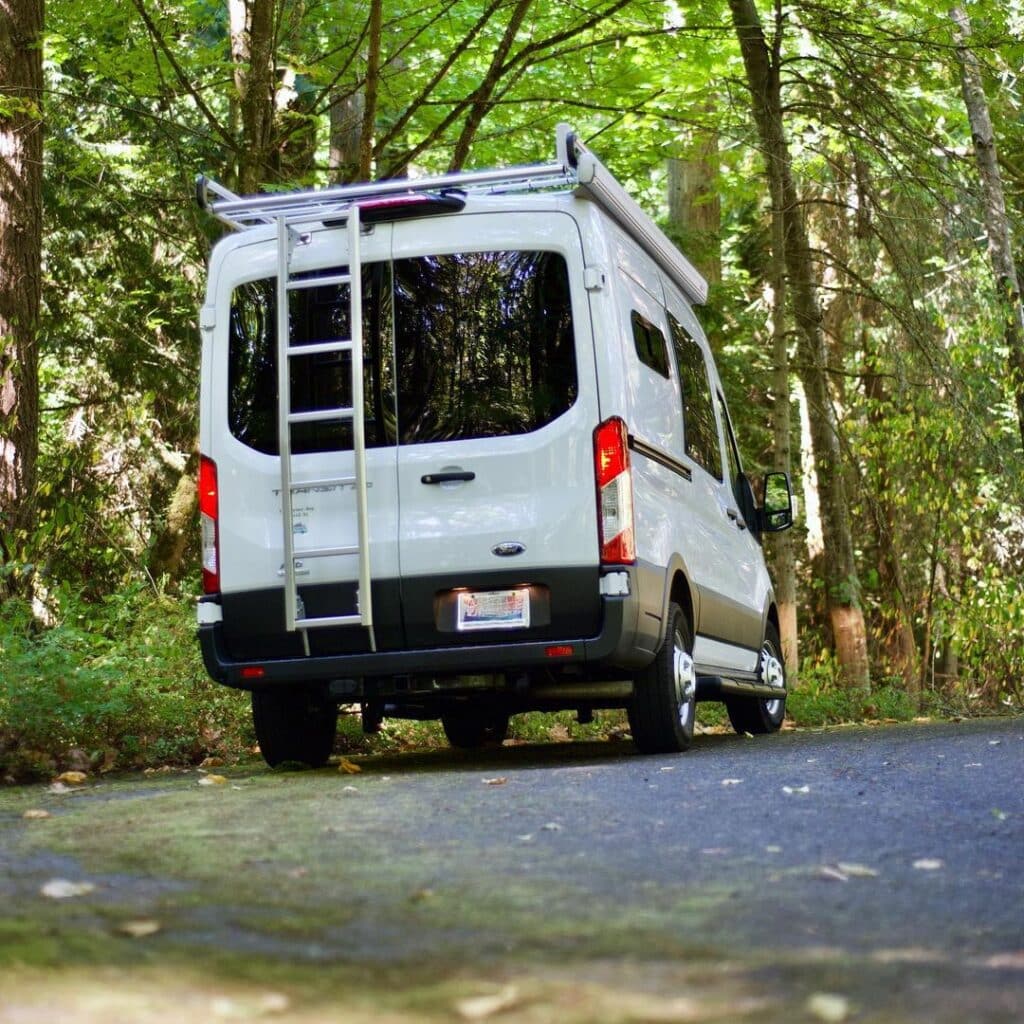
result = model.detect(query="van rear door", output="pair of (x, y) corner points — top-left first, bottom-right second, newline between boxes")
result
(389, 213), (603, 649)
(212, 225), (402, 658)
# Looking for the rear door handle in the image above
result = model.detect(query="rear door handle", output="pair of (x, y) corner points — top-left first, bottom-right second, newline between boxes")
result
(421, 471), (475, 485)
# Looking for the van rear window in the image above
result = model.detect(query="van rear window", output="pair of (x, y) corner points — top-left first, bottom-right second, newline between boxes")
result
(227, 251), (577, 454)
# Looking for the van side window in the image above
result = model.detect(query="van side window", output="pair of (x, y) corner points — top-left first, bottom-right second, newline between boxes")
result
(393, 250), (577, 444)
(227, 265), (395, 455)
(668, 313), (722, 479)
(717, 389), (743, 499)
(630, 311), (670, 378)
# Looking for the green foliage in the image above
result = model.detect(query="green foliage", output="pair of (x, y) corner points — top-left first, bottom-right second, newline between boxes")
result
(0, 585), (251, 780)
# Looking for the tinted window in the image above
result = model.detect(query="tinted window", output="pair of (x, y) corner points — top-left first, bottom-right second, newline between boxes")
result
(631, 310), (670, 378)
(393, 251), (576, 444)
(228, 252), (576, 453)
(668, 313), (722, 478)
(228, 265), (395, 455)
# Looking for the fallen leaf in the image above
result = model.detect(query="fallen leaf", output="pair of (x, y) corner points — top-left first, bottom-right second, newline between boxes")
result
(118, 919), (161, 938)
(659, 766), (676, 772)
(47, 782), (71, 794)
(211, 992), (290, 1018)
(338, 758), (362, 774)
(541, 821), (563, 832)
(806, 993), (850, 1022)
(836, 862), (879, 878)
(41, 879), (96, 899)
(54, 771), (87, 785)
(988, 740), (1002, 746)
(287, 867), (308, 879)
(199, 756), (225, 769)
(783, 785), (810, 794)
(548, 723), (570, 742)
(818, 866), (849, 883)
(198, 774), (228, 786)
(482, 777), (508, 786)
(913, 858), (944, 871)
(455, 985), (521, 1021)
(721, 778), (743, 786)
(992, 808), (1008, 821)
(22, 809), (51, 820)
(517, 834), (534, 842)
(409, 888), (434, 903)
(983, 951), (1024, 970)
(342, 785), (360, 795)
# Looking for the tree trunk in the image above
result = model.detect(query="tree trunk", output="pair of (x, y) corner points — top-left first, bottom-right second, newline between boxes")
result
(330, 92), (365, 185)
(951, 6), (1024, 451)
(728, 0), (869, 691)
(0, 0), (44, 590)
(357, 0), (383, 180)
(235, 0), (277, 193)
(667, 109), (722, 286)
(767, 180), (798, 675)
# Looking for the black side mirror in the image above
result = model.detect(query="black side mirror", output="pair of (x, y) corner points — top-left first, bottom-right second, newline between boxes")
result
(760, 471), (794, 533)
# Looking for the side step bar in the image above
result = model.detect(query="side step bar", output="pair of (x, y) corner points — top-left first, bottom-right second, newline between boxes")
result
(696, 676), (788, 702)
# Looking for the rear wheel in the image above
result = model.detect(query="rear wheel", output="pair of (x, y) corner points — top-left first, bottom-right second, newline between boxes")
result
(251, 688), (337, 768)
(628, 602), (697, 754)
(441, 711), (510, 750)
(725, 621), (787, 735)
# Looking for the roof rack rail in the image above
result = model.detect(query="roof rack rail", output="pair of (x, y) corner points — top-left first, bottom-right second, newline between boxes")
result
(196, 124), (708, 304)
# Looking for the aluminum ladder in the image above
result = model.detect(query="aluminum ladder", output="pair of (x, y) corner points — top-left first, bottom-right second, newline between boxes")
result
(276, 208), (375, 653)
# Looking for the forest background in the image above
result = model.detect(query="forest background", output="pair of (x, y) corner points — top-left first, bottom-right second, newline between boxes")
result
(1, 0), (1022, 779)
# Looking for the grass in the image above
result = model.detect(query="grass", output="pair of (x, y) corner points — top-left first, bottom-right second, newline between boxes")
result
(2, 585), (1017, 783)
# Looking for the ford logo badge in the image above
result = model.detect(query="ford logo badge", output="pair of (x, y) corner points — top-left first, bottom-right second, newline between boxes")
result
(492, 541), (526, 558)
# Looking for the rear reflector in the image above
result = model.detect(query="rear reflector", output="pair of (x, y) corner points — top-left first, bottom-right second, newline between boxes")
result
(241, 666), (265, 680)
(593, 417), (635, 564)
(199, 455), (220, 594)
(546, 645), (575, 659)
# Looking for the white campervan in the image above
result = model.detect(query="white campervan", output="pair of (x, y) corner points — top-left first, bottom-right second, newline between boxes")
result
(196, 125), (794, 767)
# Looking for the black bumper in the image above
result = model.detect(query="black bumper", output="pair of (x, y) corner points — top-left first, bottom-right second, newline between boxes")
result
(199, 593), (636, 690)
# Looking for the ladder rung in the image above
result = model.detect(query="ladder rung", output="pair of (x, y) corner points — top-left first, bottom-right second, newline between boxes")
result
(290, 475), (356, 490)
(296, 614), (363, 629)
(288, 407), (354, 425)
(294, 545), (359, 559)
(288, 274), (351, 291)
(288, 339), (354, 358)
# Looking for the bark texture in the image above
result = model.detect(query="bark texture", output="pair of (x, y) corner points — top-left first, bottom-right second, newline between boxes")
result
(951, 6), (1024, 450)
(0, 0), (44, 579)
(728, 0), (869, 690)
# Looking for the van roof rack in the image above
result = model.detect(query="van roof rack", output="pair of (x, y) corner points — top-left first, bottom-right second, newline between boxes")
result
(196, 124), (708, 304)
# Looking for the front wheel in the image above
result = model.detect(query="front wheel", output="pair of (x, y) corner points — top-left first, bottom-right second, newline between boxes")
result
(251, 688), (337, 768)
(628, 602), (697, 755)
(725, 621), (787, 735)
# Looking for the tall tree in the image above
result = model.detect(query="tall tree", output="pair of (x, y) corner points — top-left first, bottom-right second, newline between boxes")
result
(0, 0), (45, 585)
(951, 6), (1024, 451)
(727, 0), (869, 689)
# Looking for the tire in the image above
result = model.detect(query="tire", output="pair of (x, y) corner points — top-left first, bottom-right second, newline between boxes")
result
(251, 688), (337, 768)
(725, 621), (787, 735)
(441, 711), (510, 750)
(628, 602), (697, 755)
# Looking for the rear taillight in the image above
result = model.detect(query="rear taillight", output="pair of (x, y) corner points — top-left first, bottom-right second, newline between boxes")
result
(199, 455), (220, 594)
(594, 417), (635, 564)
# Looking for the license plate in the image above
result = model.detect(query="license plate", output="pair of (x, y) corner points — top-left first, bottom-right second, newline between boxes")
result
(456, 588), (531, 631)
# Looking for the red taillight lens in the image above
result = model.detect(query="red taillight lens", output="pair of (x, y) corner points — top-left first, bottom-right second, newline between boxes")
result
(593, 417), (636, 564)
(199, 455), (220, 594)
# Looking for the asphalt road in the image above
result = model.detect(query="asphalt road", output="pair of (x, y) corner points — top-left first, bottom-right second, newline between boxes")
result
(1, 717), (1021, 1022)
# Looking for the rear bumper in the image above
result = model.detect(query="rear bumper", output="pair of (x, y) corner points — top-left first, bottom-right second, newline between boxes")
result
(199, 592), (637, 691)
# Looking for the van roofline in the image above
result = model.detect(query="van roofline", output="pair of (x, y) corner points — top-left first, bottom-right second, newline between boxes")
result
(197, 124), (709, 305)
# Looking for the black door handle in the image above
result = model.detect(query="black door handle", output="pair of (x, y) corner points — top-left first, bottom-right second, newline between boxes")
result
(421, 471), (475, 485)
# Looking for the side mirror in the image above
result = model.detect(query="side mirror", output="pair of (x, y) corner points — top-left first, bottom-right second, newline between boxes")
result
(760, 471), (794, 533)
